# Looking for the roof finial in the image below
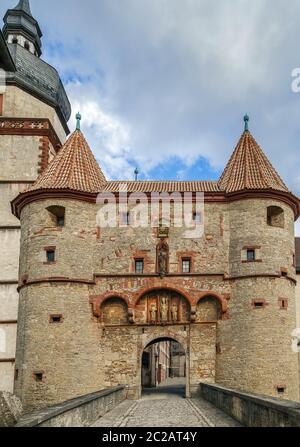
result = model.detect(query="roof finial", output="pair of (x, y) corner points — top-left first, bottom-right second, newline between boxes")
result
(76, 112), (81, 131)
(244, 114), (249, 132)
(134, 168), (139, 181)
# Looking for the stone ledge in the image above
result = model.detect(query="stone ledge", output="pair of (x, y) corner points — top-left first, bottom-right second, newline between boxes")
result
(0, 392), (22, 427)
(200, 383), (300, 427)
(16, 386), (126, 427)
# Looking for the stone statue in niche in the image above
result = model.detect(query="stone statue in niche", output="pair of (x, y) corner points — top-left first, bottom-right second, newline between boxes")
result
(150, 303), (157, 322)
(160, 297), (169, 322)
(171, 303), (178, 322)
(158, 244), (168, 277)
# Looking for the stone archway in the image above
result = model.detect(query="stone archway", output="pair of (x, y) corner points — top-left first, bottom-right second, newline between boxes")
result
(140, 336), (188, 399)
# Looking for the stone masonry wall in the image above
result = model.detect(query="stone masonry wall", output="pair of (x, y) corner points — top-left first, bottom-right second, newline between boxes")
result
(0, 84), (68, 393)
(14, 195), (300, 408)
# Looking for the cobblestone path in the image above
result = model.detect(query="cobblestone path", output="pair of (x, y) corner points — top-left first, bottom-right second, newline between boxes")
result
(92, 381), (241, 427)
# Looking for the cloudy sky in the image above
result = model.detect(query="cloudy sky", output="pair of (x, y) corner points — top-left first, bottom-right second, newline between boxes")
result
(2, 0), (300, 230)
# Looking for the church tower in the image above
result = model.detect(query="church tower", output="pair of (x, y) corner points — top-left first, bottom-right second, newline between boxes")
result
(0, 0), (71, 393)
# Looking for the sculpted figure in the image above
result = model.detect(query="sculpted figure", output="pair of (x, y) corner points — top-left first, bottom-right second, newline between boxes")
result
(171, 303), (178, 322)
(158, 250), (167, 276)
(150, 303), (157, 322)
(160, 297), (169, 321)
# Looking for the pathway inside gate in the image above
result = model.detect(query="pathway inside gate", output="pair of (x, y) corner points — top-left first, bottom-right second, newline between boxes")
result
(91, 379), (242, 427)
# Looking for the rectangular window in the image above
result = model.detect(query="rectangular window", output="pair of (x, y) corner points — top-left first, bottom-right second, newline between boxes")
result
(252, 300), (266, 309)
(135, 259), (144, 274)
(46, 250), (55, 263)
(276, 385), (286, 394)
(50, 314), (63, 323)
(279, 299), (288, 310)
(247, 249), (255, 262)
(57, 215), (65, 227)
(182, 258), (191, 273)
(0, 95), (3, 116)
(34, 372), (44, 382)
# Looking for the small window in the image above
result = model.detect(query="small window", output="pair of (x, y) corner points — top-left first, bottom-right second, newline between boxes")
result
(50, 314), (63, 323)
(281, 268), (288, 277)
(279, 299), (288, 310)
(15, 369), (19, 381)
(34, 372), (44, 382)
(24, 41), (30, 51)
(46, 250), (55, 263)
(267, 206), (284, 228)
(135, 259), (144, 274)
(247, 249), (255, 262)
(182, 258), (191, 273)
(276, 385), (286, 394)
(252, 300), (265, 309)
(57, 215), (65, 227)
(12, 36), (18, 44)
(47, 206), (65, 228)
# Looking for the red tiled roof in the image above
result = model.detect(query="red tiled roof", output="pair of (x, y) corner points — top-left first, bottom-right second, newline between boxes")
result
(29, 130), (107, 193)
(102, 181), (221, 193)
(218, 131), (288, 193)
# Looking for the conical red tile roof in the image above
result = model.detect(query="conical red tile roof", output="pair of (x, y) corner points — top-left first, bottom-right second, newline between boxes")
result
(30, 129), (107, 193)
(218, 130), (288, 193)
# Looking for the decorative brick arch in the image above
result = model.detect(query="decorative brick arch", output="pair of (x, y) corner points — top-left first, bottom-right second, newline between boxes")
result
(90, 292), (129, 318)
(197, 292), (228, 314)
(133, 286), (193, 308)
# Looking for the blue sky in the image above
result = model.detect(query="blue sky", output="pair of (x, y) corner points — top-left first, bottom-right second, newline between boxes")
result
(2, 1), (300, 229)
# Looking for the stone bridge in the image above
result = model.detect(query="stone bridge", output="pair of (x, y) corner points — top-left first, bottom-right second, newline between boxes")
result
(12, 380), (300, 428)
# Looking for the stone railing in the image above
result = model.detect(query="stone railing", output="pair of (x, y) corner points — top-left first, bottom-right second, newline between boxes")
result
(16, 386), (126, 427)
(200, 383), (300, 427)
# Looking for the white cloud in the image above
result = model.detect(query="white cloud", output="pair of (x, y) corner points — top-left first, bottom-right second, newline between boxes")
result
(2, 0), (300, 191)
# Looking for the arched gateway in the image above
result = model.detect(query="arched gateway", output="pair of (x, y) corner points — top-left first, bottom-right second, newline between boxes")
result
(93, 287), (222, 399)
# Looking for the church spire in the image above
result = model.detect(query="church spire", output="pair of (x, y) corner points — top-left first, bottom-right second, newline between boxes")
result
(3, 0), (42, 57)
(13, 0), (32, 16)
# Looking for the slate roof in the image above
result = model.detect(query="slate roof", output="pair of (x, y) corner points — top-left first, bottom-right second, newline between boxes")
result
(13, 0), (32, 16)
(6, 43), (71, 127)
(218, 130), (288, 193)
(0, 30), (15, 70)
(29, 129), (107, 193)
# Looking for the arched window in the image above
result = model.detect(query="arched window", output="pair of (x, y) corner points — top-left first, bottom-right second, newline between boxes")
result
(197, 296), (222, 322)
(101, 297), (128, 325)
(47, 205), (66, 227)
(24, 41), (30, 51)
(267, 206), (284, 228)
(12, 36), (18, 44)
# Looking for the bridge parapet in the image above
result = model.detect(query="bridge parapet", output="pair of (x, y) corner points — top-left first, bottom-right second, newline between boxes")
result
(200, 383), (300, 427)
(16, 386), (126, 427)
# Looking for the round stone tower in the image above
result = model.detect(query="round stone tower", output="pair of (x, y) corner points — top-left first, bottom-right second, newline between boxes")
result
(216, 119), (300, 401)
(12, 120), (107, 410)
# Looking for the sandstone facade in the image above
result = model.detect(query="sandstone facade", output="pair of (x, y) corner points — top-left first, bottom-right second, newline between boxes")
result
(13, 193), (300, 410)
(0, 1), (70, 393)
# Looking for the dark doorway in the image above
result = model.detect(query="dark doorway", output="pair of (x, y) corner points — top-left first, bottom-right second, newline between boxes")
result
(141, 338), (186, 398)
